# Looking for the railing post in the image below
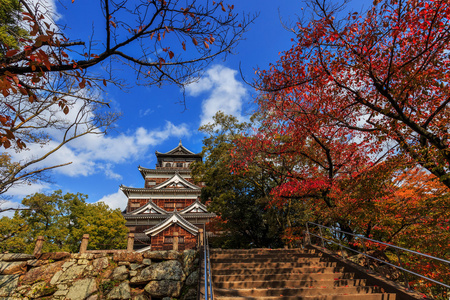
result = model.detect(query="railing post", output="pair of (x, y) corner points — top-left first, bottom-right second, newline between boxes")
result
(79, 234), (89, 254)
(361, 238), (367, 255)
(336, 229), (346, 259)
(395, 248), (410, 290)
(305, 222), (311, 245)
(173, 232), (179, 251)
(199, 228), (204, 247)
(127, 233), (135, 252)
(33, 236), (44, 257)
(318, 225), (325, 249)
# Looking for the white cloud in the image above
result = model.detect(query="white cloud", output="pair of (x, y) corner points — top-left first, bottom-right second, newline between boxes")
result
(0, 200), (25, 218)
(97, 189), (127, 211)
(7, 121), (190, 179)
(186, 65), (249, 125)
(139, 109), (154, 117)
(3, 182), (52, 199)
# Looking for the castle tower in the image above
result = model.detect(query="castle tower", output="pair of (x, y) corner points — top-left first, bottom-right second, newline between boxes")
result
(121, 141), (215, 251)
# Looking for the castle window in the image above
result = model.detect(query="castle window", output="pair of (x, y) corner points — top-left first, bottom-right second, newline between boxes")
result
(177, 163), (183, 167)
(164, 202), (184, 209)
(165, 163), (171, 167)
(164, 236), (185, 243)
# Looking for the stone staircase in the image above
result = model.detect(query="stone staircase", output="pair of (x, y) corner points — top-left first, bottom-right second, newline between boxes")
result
(208, 247), (398, 300)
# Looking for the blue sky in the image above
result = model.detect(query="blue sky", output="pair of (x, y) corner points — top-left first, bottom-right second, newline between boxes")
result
(2, 0), (367, 215)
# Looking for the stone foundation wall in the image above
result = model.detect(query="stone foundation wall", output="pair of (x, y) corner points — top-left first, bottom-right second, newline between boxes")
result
(0, 249), (199, 300)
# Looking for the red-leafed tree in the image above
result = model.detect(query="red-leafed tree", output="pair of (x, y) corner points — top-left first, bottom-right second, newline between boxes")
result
(230, 107), (380, 239)
(256, 0), (450, 188)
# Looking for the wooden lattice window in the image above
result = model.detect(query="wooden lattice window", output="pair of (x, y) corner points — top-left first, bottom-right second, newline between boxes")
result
(164, 236), (185, 243)
(164, 202), (183, 209)
(177, 163), (183, 167)
(165, 163), (171, 167)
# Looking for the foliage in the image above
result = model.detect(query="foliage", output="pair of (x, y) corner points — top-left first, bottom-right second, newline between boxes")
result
(191, 112), (283, 248)
(223, 0), (450, 295)
(0, 0), (254, 202)
(256, 0), (450, 188)
(0, 0), (254, 149)
(0, 190), (128, 253)
(0, 0), (27, 52)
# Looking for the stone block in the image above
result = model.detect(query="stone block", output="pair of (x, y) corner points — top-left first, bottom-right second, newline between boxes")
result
(65, 277), (97, 300)
(0, 253), (35, 262)
(111, 265), (129, 281)
(131, 260), (183, 284)
(38, 252), (71, 261)
(77, 259), (90, 265)
(55, 264), (87, 283)
(106, 280), (131, 299)
(143, 250), (181, 261)
(0, 274), (19, 297)
(26, 281), (56, 298)
(113, 252), (143, 263)
(129, 263), (142, 271)
(21, 260), (65, 285)
(185, 270), (198, 286)
(0, 261), (27, 275)
(144, 280), (182, 298)
(92, 257), (109, 271)
(27, 259), (49, 268)
(71, 253), (95, 260)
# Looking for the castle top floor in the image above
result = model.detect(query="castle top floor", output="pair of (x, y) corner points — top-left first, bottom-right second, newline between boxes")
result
(154, 141), (202, 169)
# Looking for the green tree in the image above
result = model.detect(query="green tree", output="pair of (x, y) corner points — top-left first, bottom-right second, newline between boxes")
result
(0, 190), (127, 253)
(0, 0), (27, 53)
(192, 112), (282, 248)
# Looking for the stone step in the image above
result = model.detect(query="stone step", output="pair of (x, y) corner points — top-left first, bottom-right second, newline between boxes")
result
(211, 261), (337, 269)
(212, 272), (357, 282)
(214, 278), (367, 289)
(211, 248), (317, 255)
(214, 286), (385, 297)
(212, 266), (346, 276)
(214, 293), (396, 300)
(211, 255), (325, 263)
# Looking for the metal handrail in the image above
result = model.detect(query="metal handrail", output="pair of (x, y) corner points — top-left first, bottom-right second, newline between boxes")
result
(206, 233), (214, 300)
(201, 230), (214, 300)
(305, 222), (450, 290)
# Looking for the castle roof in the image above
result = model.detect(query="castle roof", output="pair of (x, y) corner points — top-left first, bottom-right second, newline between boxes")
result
(155, 140), (201, 157)
(144, 210), (200, 236)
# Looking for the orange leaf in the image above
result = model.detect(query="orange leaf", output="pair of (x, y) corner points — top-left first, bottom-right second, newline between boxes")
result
(192, 37), (198, 46)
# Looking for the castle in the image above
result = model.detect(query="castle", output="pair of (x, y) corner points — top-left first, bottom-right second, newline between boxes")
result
(121, 141), (215, 251)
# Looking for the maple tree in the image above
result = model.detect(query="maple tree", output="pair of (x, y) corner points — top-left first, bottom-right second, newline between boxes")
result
(231, 105), (377, 240)
(256, 0), (450, 188)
